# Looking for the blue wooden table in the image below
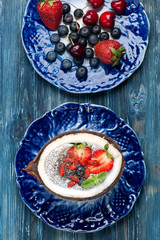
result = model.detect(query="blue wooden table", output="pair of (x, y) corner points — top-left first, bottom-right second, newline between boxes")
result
(0, 0), (159, 239)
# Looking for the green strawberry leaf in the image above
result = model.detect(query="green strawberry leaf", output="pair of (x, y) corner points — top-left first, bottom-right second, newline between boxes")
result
(97, 171), (107, 181)
(110, 47), (117, 55)
(104, 144), (109, 151)
(81, 178), (95, 188)
(48, 0), (53, 6)
(71, 142), (92, 149)
(110, 56), (116, 61)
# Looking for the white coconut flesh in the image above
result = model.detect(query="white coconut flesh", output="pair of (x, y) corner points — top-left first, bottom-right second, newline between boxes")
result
(38, 132), (123, 199)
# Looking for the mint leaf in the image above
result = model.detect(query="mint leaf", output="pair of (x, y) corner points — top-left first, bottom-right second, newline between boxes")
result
(81, 178), (95, 188)
(95, 179), (99, 186)
(104, 144), (109, 151)
(97, 172), (107, 181)
(91, 175), (97, 180)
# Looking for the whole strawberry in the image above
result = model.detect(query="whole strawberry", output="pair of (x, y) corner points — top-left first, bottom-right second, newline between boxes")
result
(37, 0), (63, 30)
(94, 40), (126, 66)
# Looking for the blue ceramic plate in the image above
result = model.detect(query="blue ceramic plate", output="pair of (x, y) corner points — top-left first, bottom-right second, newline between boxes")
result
(16, 103), (145, 232)
(22, 0), (149, 93)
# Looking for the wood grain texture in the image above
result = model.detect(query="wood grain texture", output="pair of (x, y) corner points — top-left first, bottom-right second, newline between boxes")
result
(0, 0), (160, 239)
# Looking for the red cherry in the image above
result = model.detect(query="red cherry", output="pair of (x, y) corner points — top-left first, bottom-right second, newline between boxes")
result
(83, 10), (99, 26)
(111, 0), (127, 15)
(87, 0), (104, 9)
(99, 11), (116, 29)
(69, 43), (85, 59)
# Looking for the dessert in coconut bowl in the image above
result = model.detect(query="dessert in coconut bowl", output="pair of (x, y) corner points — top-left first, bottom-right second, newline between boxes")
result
(23, 130), (125, 201)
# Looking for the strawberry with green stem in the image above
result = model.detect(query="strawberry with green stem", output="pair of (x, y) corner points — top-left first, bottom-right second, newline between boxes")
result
(37, 0), (63, 30)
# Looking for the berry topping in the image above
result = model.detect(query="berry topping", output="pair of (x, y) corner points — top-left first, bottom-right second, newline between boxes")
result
(88, 34), (99, 46)
(111, 0), (127, 15)
(59, 163), (65, 176)
(84, 168), (90, 179)
(99, 11), (116, 29)
(63, 158), (75, 163)
(50, 33), (60, 44)
(111, 27), (121, 39)
(69, 32), (80, 43)
(67, 180), (76, 188)
(63, 13), (73, 24)
(95, 40), (126, 66)
(99, 32), (109, 41)
(69, 43), (85, 59)
(65, 170), (76, 179)
(73, 57), (84, 66)
(55, 42), (65, 54)
(83, 10), (99, 26)
(85, 47), (94, 59)
(63, 3), (70, 14)
(69, 175), (80, 182)
(68, 165), (77, 170)
(89, 57), (100, 68)
(37, 0), (63, 30)
(76, 66), (88, 79)
(91, 24), (101, 34)
(74, 9), (84, 19)
(58, 25), (69, 37)
(88, 160), (100, 166)
(87, 0), (104, 9)
(79, 26), (91, 38)
(67, 143), (91, 166)
(87, 144), (114, 174)
(46, 51), (57, 62)
(70, 22), (80, 32)
(61, 59), (72, 71)
(76, 166), (85, 177)
(78, 38), (87, 47)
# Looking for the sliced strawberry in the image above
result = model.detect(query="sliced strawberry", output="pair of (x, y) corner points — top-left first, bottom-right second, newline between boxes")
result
(59, 163), (65, 176)
(88, 149), (113, 174)
(63, 158), (75, 163)
(67, 180), (76, 188)
(85, 168), (90, 179)
(68, 165), (77, 170)
(88, 160), (100, 166)
(67, 143), (92, 167)
(69, 175), (80, 182)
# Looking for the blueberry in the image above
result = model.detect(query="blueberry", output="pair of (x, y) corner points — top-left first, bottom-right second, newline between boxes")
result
(58, 25), (69, 37)
(76, 66), (88, 79)
(99, 32), (109, 41)
(70, 22), (80, 32)
(50, 33), (60, 44)
(76, 166), (85, 177)
(63, 3), (70, 14)
(69, 32), (79, 43)
(74, 9), (84, 19)
(55, 42), (65, 55)
(61, 59), (72, 71)
(85, 48), (94, 59)
(46, 51), (57, 62)
(78, 38), (87, 47)
(111, 27), (121, 39)
(78, 177), (86, 186)
(90, 57), (100, 68)
(79, 27), (91, 38)
(88, 34), (99, 46)
(91, 24), (101, 34)
(66, 43), (73, 52)
(65, 170), (76, 179)
(63, 13), (73, 24)
(73, 58), (84, 66)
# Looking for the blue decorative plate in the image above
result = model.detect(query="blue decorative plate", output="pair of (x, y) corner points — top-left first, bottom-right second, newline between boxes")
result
(15, 103), (145, 232)
(22, 0), (149, 93)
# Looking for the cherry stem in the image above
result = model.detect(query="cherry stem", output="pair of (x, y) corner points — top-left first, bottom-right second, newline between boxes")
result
(114, 19), (129, 38)
(82, 3), (92, 10)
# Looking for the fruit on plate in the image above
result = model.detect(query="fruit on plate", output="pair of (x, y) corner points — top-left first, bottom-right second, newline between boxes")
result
(87, 0), (105, 9)
(37, 0), (63, 30)
(94, 40), (126, 66)
(111, 0), (127, 15)
(69, 43), (85, 59)
(99, 11), (116, 29)
(83, 10), (99, 26)
(23, 130), (125, 201)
